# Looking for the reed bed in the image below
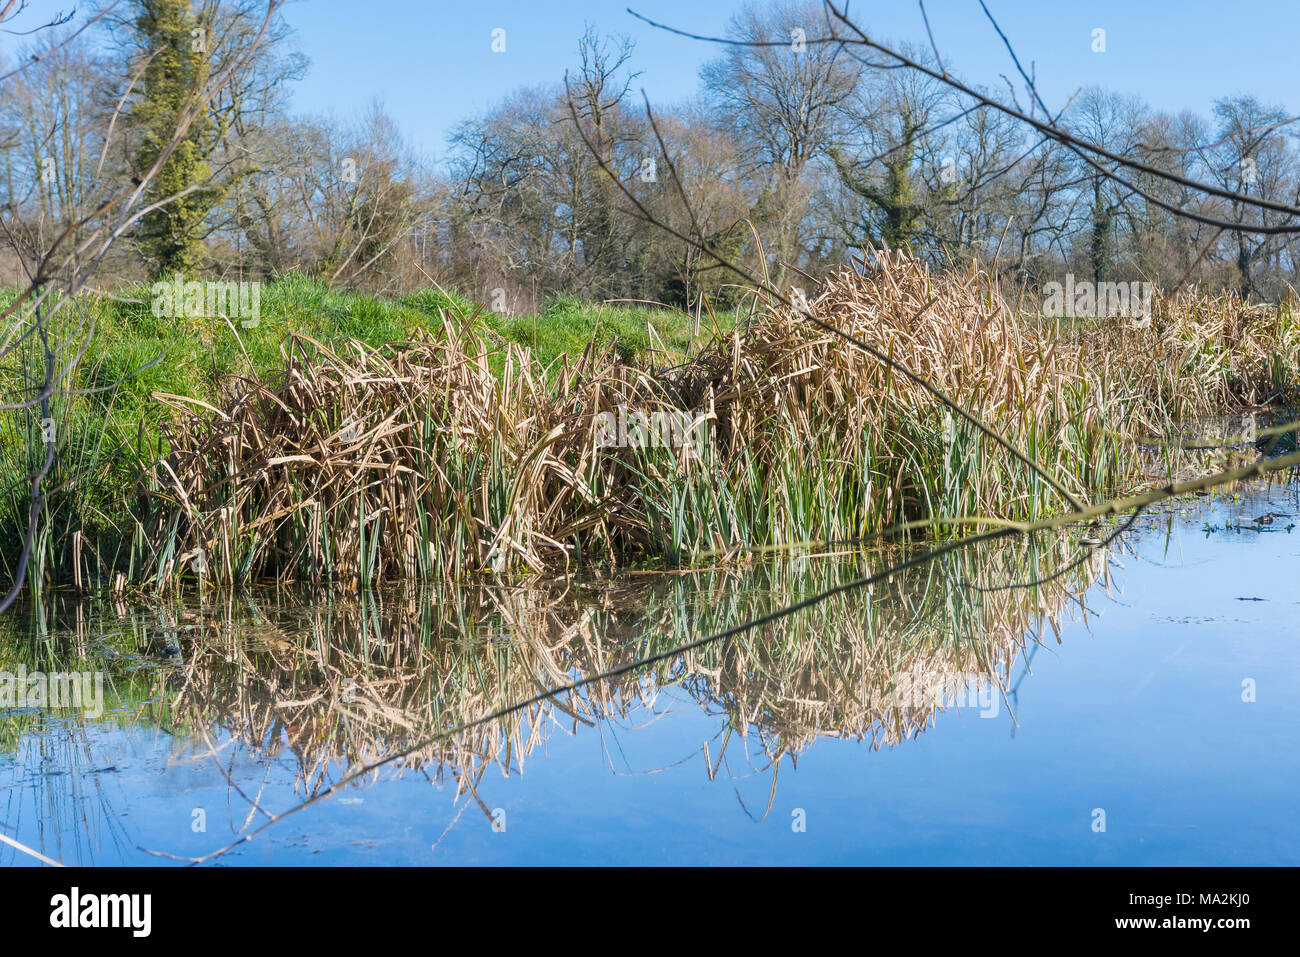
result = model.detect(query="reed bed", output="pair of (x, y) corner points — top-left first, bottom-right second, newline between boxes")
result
(132, 322), (679, 585)
(126, 247), (1298, 587)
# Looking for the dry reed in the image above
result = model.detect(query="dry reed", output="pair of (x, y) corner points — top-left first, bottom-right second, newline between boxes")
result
(131, 247), (1298, 586)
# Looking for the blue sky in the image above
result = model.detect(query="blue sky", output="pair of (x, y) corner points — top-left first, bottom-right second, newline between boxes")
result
(281, 0), (1300, 165)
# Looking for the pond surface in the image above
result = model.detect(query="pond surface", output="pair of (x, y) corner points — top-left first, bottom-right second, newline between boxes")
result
(1, 482), (1298, 865)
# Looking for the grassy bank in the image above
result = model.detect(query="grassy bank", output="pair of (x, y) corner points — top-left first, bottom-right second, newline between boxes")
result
(3, 276), (720, 429)
(3, 251), (1298, 593)
(0, 276), (728, 593)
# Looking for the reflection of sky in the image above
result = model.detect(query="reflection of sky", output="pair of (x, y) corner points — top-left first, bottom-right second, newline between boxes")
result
(2, 486), (1298, 865)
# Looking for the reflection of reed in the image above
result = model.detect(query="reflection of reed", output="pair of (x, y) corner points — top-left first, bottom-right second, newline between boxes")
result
(3, 531), (1110, 807)
(653, 534), (1107, 759)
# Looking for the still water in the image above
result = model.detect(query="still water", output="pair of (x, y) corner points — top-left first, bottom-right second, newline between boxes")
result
(2, 483), (1297, 865)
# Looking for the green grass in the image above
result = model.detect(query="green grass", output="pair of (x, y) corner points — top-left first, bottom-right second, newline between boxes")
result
(0, 275), (714, 433)
(70, 278), (726, 423)
(485, 294), (733, 370)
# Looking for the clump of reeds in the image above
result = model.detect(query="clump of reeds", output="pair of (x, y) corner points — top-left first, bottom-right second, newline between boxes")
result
(681, 247), (1297, 539)
(131, 247), (1298, 586)
(131, 307), (718, 586)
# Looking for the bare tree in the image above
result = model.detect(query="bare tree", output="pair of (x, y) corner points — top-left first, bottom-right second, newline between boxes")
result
(701, 0), (860, 287)
(0, 0), (282, 612)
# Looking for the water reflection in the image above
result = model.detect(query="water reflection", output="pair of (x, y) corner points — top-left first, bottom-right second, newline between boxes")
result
(0, 529), (1113, 863)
